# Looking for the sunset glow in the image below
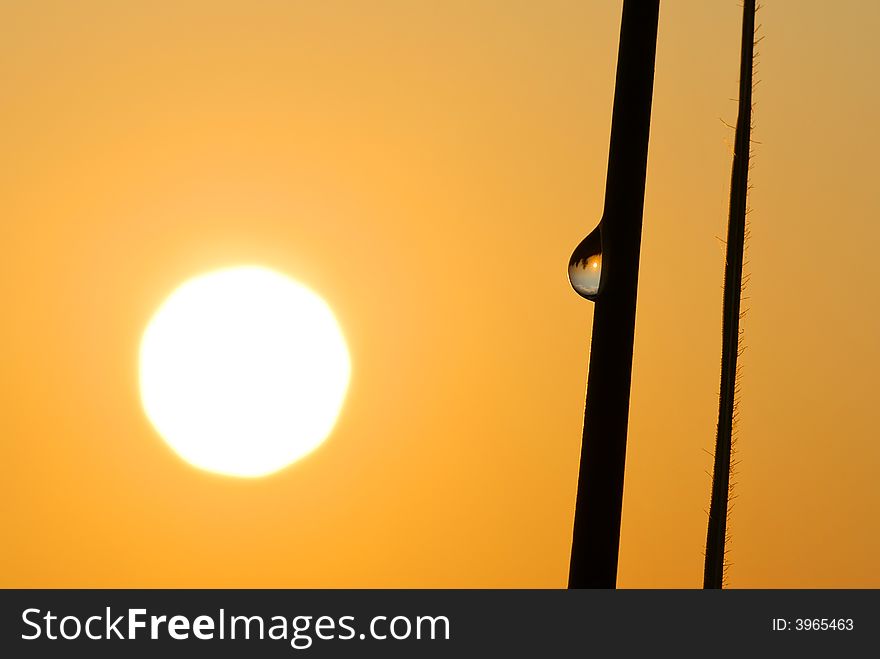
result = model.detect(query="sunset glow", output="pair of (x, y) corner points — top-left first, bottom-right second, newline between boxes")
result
(139, 266), (351, 477)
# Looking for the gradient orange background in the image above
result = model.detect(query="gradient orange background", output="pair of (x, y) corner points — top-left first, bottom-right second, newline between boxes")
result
(2, 1), (878, 587)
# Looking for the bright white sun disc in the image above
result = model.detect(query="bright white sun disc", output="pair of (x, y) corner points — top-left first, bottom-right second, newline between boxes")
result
(139, 266), (351, 477)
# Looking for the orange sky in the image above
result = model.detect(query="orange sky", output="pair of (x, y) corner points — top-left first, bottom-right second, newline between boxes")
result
(2, 0), (878, 588)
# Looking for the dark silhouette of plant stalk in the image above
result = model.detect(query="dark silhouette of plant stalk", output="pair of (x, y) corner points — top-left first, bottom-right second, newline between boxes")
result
(704, 0), (757, 589)
(568, 0), (659, 589)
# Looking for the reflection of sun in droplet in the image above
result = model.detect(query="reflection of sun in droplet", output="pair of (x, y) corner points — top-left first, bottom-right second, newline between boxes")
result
(139, 266), (351, 478)
(568, 224), (603, 300)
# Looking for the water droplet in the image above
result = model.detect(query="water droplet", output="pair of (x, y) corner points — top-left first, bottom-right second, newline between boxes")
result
(568, 225), (603, 300)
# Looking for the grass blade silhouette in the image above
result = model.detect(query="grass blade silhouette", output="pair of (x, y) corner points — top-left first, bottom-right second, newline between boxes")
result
(704, 0), (757, 589)
(568, 0), (659, 589)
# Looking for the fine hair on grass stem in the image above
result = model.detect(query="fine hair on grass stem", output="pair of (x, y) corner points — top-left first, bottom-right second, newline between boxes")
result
(704, 0), (759, 590)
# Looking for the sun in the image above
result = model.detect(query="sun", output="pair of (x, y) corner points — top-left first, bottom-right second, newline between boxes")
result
(139, 266), (351, 477)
